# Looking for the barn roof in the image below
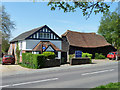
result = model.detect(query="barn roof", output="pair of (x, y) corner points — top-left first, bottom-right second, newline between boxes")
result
(62, 30), (111, 48)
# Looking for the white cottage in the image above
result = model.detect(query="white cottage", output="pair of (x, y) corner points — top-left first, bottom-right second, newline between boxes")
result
(8, 25), (62, 63)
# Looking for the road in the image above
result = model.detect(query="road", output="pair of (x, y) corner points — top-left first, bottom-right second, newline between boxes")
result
(1, 61), (119, 89)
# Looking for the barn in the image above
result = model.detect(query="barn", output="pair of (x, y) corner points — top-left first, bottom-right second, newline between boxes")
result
(62, 30), (116, 58)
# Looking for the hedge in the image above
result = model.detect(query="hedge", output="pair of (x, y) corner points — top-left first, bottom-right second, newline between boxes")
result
(43, 52), (56, 59)
(22, 53), (45, 69)
(95, 53), (106, 59)
(82, 53), (92, 63)
(69, 52), (92, 63)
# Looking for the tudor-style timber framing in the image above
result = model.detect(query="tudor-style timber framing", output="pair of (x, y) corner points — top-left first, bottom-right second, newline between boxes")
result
(8, 25), (62, 63)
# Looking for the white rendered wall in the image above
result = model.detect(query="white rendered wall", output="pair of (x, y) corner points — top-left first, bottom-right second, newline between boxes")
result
(55, 52), (61, 59)
(22, 40), (26, 50)
(26, 40), (62, 50)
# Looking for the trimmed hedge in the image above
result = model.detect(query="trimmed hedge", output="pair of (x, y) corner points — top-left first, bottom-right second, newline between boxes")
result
(82, 53), (92, 63)
(22, 53), (45, 69)
(95, 53), (106, 59)
(43, 52), (56, 59)
(69, 53), (92, 63)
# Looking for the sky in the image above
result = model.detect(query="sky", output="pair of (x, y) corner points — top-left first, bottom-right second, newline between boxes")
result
(2, 2), (118, 40)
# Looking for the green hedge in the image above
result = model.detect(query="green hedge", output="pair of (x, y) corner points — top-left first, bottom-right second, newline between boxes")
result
(95, 53), (106, 59)
(43, 52), (56, 59)
(69, 53), (92, 63)
(82, 53), (92, 63)
(22, 53), (45, 69)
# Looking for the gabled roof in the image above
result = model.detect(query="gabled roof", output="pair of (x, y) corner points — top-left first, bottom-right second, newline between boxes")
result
(62, 30), (111, 48)
(10, 25), (61, 43)
(10, 25), (46, 42)
(32, 41), (61, 52)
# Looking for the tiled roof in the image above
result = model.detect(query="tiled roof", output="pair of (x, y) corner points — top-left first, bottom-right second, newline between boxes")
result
(62, 30), (111, 48)
(10, 25), (46, 42)
(32, 41), (61, 52)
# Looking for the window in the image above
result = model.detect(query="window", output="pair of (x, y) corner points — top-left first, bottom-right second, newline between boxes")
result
(33, 34), (35, 38)
(40, 33), (43, 38)
(37, 33), (39, 38)
(5, 55), (14, 58)
(44, 33), (47, 38)
(47, 33), (50, 39)
(51, 33), (53, 39)
(35, 33), (37, 38)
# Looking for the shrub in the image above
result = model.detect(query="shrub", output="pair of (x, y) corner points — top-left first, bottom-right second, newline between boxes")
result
(43, 52), (56, 59)
(69, 54), (75, 61)
(82, 53), (92, 63)
(95, 53), (106, 59)
(22, 53), (46, 69)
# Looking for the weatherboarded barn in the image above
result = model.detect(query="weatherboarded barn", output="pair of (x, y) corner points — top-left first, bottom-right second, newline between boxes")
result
(62, 30), (116, 58)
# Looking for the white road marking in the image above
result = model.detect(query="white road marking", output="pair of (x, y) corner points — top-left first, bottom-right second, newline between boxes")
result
(0, 85), (11, 88)
(81, 69), (114, 76)
(0, 78), (58, 88)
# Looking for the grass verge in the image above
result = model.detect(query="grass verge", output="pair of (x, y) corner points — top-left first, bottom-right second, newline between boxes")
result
(91, 82), (120, 89)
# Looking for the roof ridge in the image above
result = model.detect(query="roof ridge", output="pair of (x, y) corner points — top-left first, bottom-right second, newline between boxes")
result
(67, 30), (96, 34)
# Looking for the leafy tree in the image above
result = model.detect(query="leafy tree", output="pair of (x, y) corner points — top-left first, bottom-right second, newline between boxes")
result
(48, 1), (111, 19)
(98, 10), (120, 50)
(0, 6), (15, 53)
(1, 6), (15, 38)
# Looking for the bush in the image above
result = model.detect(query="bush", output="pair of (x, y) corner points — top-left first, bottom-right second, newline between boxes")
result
(22, 53), (45, 69)
(95, 53), (106, 59)
(82, 53), (92, 63)
(43, 52), (56, 59)
(69, 54), (75, 61)
(91, 82), (120, 89)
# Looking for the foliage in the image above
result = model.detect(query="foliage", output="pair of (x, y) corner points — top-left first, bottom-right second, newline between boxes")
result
(69, 54), (75, 61)
(0, 6), (15, 53)
(48, 2), (110, 19)
(43, 52), (56, 59)
(1, 6), (15, 38)
(82, 52), (92, 63)
(69, 53), (92, 63)
(91, 82), (120, 89)
(95, 53), (106, 59)
(98, 10), (120, 49)
(2, 34), (10, 53)
(0, 58), (2, 64)
(16, 43), (20, 64)
(22, 53), (45, 69)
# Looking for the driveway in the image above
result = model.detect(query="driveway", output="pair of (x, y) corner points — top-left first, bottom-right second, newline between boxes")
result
(1, 59), (118, 76)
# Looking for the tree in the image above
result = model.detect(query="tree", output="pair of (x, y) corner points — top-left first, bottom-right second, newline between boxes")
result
(0, 6), (15, 53)
(47, 1), (111, 19)
(98, 10), (120, 50)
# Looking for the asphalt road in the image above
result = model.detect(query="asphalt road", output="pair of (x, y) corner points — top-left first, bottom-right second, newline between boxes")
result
(1, 61), (119, 89)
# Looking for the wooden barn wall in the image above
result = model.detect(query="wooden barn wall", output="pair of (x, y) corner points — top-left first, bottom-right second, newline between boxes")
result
(62, 36), (69, 52)
(69, 46), (116, 58)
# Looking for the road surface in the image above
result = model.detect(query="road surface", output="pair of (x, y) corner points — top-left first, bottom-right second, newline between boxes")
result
(1, 61), (119, 89)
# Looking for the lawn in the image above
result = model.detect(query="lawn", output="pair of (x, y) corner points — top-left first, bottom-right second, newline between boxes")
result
(91, 82), (120, 89)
